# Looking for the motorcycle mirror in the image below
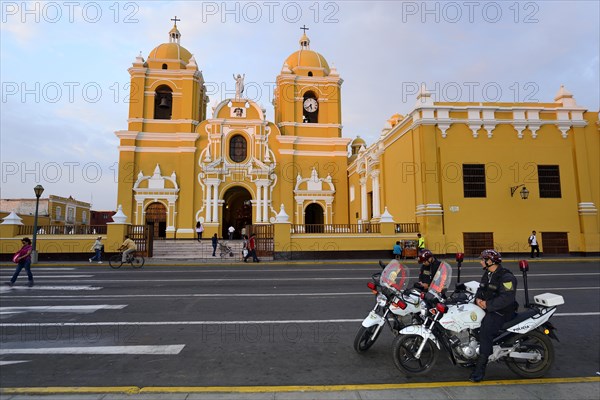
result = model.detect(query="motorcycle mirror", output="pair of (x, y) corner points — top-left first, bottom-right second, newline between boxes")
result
(519, 260), (529, 272)
(378, 260), (387, 269)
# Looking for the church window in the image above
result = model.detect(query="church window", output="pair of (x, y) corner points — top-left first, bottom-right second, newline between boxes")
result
(229, 135), (247, 163)
(462, 164), (486, 198)
(308, 71), (313, 77)
(162, 63), (168, 70)
(154, 85), (173, 120)
(56, 206), (62, 220)
(538, 165), (561, 198)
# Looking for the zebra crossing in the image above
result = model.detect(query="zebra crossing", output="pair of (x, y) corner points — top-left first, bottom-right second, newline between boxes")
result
(0, 266), (186, 366)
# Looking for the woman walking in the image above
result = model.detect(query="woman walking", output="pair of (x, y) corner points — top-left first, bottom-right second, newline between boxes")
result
(195, 221), (204, 241)
(6, 237), (34, 287)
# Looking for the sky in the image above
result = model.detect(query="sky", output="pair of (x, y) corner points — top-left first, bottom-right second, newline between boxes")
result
(1, 0), (598, 211)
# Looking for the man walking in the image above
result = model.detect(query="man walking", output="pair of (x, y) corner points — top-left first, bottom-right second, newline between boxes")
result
(528, 230), (540, 258)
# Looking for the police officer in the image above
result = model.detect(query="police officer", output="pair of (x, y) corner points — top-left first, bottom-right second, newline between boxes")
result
(470, 249), (518, 382)
(415, 249), (441, 291)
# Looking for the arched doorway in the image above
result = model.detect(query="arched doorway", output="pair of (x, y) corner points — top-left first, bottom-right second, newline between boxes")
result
(146, 202), (167, 239)
(222, 187), (252, 239)
(305, 203), (324, 233)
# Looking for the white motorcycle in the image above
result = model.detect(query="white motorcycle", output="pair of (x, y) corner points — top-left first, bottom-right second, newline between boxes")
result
(354, 259), (422, 353)
(392, 261), (563, 378)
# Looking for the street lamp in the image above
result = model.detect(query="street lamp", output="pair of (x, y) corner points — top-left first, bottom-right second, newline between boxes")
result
(31, 184), (44, 264)
(510, 184), (530, 200)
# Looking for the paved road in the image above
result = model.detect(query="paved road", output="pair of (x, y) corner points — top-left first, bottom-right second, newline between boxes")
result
(0, 259), (598, 398)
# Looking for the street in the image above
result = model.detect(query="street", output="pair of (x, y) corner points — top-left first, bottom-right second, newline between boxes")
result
(0, 259), (599, 389)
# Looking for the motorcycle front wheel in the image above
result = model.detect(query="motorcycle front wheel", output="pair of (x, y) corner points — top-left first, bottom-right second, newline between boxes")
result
(353, 325), (382, 353)
(504, 330), (554, 378)
(392, 334), (438, 375)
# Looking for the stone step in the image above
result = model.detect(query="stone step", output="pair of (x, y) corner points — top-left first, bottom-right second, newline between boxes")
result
(149, 239), (266, 262)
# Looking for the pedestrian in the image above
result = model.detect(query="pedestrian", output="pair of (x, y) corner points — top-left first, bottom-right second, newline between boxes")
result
(195, 221), (204, 242)
(417, 233), (425, 251)
(211, 233), (218, 257)
(244, 233), (260, 262)
(528, 230), (540, 258)
(89, 236), (103, 264)
(228, 225), (235, 240)
(5, 237), (34, 287)
(242, 235), (249, 262)
(392, 241), (402, 259)
(470, 249), (517, 383)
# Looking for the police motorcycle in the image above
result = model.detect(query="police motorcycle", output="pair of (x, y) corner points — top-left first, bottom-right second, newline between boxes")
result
(392, 260), (564, 378)
(353, 259), (422, 353)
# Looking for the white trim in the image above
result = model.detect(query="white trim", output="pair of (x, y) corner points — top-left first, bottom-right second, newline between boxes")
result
(279, 150), (348, 157)
(578, 202), (598, 215)
(120, 147), (197, 153)
(276, 136), (351, 145)
(136, 132), (200, 141)
(277, 122), (342, 129)
(127, 118), (200, 125)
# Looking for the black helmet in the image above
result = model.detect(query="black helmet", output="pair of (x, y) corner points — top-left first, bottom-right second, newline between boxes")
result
(480, 249), (502, 264)
(418, 249), (434, 263)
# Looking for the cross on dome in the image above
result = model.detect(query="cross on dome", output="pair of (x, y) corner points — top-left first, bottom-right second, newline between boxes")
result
(169, 17), (181, 44)
(299, 25), (310, 49)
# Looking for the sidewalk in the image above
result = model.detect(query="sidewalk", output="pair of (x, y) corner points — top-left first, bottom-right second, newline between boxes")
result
(1, 378), (599, 400)
(1, 255), (598, 268)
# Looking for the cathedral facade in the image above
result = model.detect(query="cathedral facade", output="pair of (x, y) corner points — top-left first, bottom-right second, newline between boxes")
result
(115, 22), (599, 255)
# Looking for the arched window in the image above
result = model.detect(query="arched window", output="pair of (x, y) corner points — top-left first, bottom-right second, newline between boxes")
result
(154, 85), (173, 120)
(308, 71), (313, 77)
(162, 63), (168, 70)
(229, 135), (247, 162)
(302, 91), (318, 123)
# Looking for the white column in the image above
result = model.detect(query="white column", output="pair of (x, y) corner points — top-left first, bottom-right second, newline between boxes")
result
(256, 183), (262, 223)
(371, 170), (381, 218)
(212, 183), (219, 223)
(359, 177), (368, 221)
(262, 185), (268, 222)
(206, 183), (212, 222)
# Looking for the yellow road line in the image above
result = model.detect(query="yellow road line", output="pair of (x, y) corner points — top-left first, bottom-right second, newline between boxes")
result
(2, 377), (599, 394)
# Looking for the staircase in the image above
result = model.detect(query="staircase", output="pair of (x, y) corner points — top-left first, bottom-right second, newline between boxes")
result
(152, 239), (246, 261)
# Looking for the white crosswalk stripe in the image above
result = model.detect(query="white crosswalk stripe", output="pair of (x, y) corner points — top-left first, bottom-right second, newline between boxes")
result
(0, 345), (185, 355)
(0, 305), (127, 315)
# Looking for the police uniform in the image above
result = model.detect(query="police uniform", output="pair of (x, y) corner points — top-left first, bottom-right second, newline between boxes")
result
(472, 265), (517, 380)
(419, 258), (441, 287)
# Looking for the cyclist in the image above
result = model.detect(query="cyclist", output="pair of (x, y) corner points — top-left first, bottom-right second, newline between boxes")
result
(119, 235), (137, 263)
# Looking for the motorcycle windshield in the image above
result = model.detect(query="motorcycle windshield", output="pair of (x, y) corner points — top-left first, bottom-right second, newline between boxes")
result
(428, 261), (452, 297)
(380, 259), (410, 292)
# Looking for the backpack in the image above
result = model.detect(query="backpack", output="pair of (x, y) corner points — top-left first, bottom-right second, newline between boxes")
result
(527, 236), (533, 245)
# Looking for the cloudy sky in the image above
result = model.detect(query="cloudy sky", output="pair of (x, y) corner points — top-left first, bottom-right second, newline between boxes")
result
(1, 1), (598, 210)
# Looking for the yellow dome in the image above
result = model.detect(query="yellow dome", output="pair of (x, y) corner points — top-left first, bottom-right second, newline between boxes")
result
(148, 42), (192, 64)
(285, 49), (330, 74)
(351, 136), (366, 147)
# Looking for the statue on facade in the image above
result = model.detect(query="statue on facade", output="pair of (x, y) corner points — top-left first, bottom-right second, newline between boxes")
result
(233, 73), (245, 100)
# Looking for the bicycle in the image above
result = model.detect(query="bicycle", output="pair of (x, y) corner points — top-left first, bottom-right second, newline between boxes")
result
(109, 251), (145, 269)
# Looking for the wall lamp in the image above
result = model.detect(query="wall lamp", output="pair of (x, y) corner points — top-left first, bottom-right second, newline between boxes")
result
(510, 184), (530, 199)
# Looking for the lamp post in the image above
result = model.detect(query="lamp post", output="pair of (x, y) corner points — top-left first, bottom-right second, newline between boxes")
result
(31, 184), (44, 264)
(510, 184), (530, 200)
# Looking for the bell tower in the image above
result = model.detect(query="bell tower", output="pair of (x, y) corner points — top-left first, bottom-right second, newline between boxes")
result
(114, 19), (208, 237)
(274, 27), (343, 138)
(125, 18), (208, 134)
(272, 28), (350, 225)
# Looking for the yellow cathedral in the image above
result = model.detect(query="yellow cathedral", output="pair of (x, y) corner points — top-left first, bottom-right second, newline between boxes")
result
(114, 21), (599, 257)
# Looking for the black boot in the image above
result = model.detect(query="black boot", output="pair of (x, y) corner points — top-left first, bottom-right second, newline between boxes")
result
(469, 361), (486, 383)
